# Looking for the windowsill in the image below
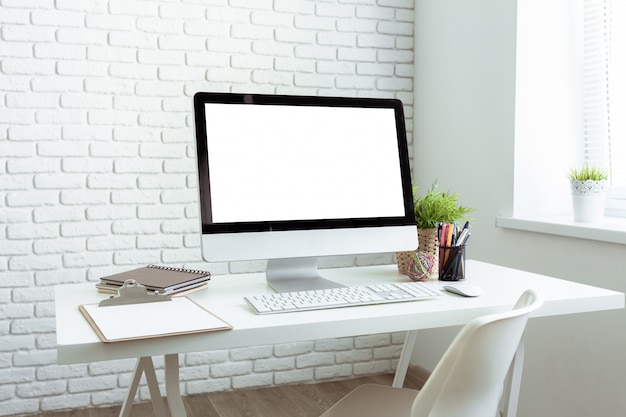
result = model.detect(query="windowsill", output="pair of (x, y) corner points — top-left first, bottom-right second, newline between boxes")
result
(495, 215), (626, 245)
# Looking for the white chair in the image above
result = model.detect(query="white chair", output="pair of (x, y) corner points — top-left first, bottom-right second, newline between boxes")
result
(320, 290), (542, 417)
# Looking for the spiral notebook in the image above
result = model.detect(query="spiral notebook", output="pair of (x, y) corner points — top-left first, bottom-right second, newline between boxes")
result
(99, 265), (211, 293)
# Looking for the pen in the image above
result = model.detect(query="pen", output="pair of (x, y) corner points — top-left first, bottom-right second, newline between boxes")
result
(456, 230), (471, 246)
(451, 222), (457, 246)
(440, 223), (447, 245)
(454, 221), (470, 246)
(445, 223), (453, 247)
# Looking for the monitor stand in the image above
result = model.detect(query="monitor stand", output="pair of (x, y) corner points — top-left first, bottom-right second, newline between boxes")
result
(266, 257), (346, 293)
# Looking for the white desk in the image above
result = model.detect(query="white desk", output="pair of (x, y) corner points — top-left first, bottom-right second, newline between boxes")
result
(55, 261), (624, 417)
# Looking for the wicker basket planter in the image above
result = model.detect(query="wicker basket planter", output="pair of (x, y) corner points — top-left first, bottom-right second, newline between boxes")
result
(396, 228), (440, 278)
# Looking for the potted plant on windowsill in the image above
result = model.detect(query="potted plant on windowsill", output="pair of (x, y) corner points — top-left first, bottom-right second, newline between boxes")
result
(569, 165), (608, 223)
(396, 182), (472, 279)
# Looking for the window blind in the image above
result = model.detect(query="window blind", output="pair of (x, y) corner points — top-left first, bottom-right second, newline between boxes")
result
(583, 0), (626, 189)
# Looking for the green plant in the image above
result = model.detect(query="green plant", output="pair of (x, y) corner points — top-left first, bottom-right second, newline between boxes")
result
(568, 165), (608, 181)
(413, 182), (473, 229)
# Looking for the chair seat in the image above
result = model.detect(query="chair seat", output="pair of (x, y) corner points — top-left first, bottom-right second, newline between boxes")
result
(320, 384), (419, 417)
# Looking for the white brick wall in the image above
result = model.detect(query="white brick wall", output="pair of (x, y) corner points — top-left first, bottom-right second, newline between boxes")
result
(0, 1), (414, 415)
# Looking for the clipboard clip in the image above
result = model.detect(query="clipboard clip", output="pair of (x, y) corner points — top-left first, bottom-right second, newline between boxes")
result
(99, 279), (172, 307)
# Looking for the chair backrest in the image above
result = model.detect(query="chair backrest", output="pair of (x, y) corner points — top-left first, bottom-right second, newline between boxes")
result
(411, 290), (542, 417)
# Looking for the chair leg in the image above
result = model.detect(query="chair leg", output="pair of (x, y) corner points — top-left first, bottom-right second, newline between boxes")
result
(500, 336), (525, 417)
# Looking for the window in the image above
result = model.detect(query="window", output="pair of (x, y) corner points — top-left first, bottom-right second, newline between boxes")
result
(498, 0), (626, 244)
(583, 0), (626, 215)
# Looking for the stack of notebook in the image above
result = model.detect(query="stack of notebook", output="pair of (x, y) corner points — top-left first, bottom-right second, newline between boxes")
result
(96, 265), (211, 296)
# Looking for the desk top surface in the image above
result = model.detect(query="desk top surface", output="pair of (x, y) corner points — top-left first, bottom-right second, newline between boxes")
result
(55, 260), (624, 364)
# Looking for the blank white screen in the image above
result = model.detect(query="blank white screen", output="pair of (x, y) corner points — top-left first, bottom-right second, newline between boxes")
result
(204, 103), (406, 223)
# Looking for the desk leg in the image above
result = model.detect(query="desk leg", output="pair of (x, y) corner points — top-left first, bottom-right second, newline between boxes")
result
(500, 336), (525, 417)
(392, 330), (418, 388)
(164, 353), (187, 417)
(120, 357), (167, 417)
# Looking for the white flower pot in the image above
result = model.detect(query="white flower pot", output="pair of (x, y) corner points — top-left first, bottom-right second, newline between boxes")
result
(570, 179), (608, 223)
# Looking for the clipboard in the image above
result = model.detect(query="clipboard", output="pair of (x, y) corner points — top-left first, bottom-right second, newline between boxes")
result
(79, 279), (232, 343)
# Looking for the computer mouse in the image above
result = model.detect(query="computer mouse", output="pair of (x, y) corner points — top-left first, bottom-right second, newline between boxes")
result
(442, 284), (484, 297)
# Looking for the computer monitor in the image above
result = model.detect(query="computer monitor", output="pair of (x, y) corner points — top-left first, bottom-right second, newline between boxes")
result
(193, 92), (418, 292)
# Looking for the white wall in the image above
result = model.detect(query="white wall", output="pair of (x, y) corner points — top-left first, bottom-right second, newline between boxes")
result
(412, 1), (626, 416)
(0, 1), (415, 415)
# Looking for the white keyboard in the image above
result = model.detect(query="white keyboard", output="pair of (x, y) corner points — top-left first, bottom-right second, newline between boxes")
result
(244, 282), (445, 314)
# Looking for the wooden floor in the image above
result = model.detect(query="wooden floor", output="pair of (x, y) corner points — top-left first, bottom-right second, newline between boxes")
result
(38, 367), (428, 417)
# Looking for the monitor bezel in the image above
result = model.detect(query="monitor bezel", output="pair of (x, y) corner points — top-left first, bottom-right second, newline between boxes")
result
(193, 91), (416, 236)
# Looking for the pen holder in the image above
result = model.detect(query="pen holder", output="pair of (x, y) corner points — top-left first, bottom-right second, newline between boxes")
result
(438, 245), (466, 281)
